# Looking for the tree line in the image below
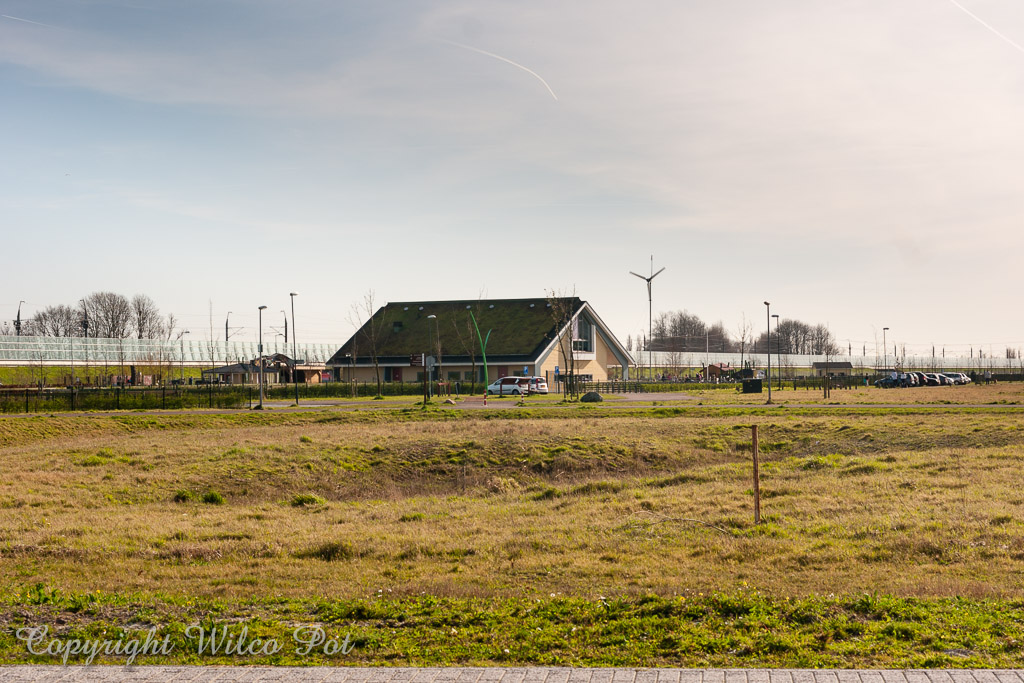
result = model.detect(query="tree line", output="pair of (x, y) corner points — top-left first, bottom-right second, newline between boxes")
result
(4, 293), (177, 340)
(633, 310), (841, 357)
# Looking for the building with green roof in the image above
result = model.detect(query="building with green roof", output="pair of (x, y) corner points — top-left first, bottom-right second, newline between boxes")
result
(326, 297), (633, 385)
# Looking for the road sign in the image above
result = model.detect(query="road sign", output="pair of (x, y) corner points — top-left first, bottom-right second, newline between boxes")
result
(554, 366), (560, 376)
(426, 356), (436, 370)
(410, 353), (423, 366)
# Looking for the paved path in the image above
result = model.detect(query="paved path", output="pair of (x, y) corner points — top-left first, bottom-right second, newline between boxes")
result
(2, 669), (1023, 683)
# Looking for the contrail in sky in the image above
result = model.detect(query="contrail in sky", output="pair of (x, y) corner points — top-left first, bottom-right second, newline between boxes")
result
(441, 39), (558, 101)
(1, 14), (57, 28)
(947, 0), (1024, 54)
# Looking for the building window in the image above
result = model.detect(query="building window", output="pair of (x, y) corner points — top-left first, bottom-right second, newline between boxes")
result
(464, 371), (474, 380)
(573, 317), (593, 352)
(447, 371), (460, 381)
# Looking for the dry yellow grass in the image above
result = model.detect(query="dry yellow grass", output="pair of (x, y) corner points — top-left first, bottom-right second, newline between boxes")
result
(1, 406), (1023, 601)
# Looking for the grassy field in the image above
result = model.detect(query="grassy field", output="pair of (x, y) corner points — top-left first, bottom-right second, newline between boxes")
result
(2, 389), (1024, 667)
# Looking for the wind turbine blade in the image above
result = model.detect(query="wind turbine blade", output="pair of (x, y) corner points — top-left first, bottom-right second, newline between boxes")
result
(651, 267), (666, 279)
(629, 272), (646, 280)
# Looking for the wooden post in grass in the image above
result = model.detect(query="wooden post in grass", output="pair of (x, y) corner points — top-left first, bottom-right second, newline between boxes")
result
(751, 424), (761, 525)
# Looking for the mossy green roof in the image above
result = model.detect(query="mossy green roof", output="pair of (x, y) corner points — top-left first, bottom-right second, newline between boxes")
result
(328, 297), (583, 364)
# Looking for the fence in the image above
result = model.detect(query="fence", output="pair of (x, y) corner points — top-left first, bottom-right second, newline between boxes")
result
(0, 385), (248, 413)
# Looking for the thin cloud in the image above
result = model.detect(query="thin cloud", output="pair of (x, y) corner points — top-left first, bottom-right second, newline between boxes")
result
(440, 39), (558, 101)
(947, 0), (1024, 54)
(1, 14), (58, 29)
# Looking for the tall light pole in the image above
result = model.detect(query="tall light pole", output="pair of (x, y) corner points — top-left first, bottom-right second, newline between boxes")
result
(225, 311), (232, 344)
(80, 299), (89, 386)
(258, 305), (267, 409)
(427, 314), (441, 388)
(764, 301), (772, 404)
(883, 327), (889, 374)
(290, 293), (298, 405)
(630, 256), (665, 381)
(772, 313), (780, 389)
(281, 310), (288, 345)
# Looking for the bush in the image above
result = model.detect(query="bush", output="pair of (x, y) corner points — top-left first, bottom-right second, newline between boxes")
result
(202, 491), (225, 505)
(290, 493), (326, 507)
(173, 490), (193, 503)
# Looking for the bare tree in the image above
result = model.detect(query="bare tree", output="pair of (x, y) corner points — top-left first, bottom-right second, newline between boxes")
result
(546, 289), (579, 399)
(354, 290), (387, 397)
(132, 294), (163, 339)
(449, 304), (482, 395)
(83, 292), (132, 339)
(735, 313), (753, 369)
(30, 305), (79, 337)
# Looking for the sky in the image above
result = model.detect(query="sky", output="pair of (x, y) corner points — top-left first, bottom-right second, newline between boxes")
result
(2, 0), (1024, 358)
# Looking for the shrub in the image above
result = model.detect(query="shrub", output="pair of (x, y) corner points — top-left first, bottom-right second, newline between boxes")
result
(296, 541), (356, 562)
(202, 491), (225, 505)
(291, 493), (326, 507)
(173, 490), (193, 503)
(299, 435), (312, 444)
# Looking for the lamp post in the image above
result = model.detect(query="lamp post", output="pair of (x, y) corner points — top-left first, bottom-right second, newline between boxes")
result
(281, 310), (288, 345)
(289, 293), (298, 405)
(225, 312), (232, 344)
(80, 299), (89, 386)
(630, 256), (666, 381)
(764, 301), (772, 404)
(258, 305), (267, 409)
(177, 330), (190, 382)
(883, 327), (889, 375)
(772, 313), (780, 389)
(427, 314), (441, 385)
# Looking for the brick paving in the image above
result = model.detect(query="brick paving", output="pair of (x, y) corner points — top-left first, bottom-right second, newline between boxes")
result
(2, 670), (1024, 683)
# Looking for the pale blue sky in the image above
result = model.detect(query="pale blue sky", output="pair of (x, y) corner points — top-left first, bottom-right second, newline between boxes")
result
(2, 0), (1024, 356)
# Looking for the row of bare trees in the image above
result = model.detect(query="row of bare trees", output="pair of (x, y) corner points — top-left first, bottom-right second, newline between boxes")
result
(639, 310), (840, 358)
(7, 293), (177, 340)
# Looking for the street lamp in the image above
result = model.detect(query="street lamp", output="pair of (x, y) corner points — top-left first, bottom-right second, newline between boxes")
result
(883, 327), (890, 375)
(225, 312), (232, 344)
(80, 299), (89, 386)
(772, 313), (780, 389)
(427, 313), (442, 381)
(281, 310), (288, 345)
(630, 256), (665, 381)
(764, 301), (772, 404)
(258, 305), (267, 409)
(290, 292), (298, 405)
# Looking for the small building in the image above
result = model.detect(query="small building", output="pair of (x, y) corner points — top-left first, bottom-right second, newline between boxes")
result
(326, 297), (633, 385)
(700, 362), (732, 379)
(811, 361), (854, 377)
(202, 361), (281, 385)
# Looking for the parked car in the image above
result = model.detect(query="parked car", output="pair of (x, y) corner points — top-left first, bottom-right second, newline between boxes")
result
(942, 372), (969, 385)
(526, 377), (549, 394)
(921, 373), (943, 386)
(486, 377), (529, 395)
(874, 376), (898, 389)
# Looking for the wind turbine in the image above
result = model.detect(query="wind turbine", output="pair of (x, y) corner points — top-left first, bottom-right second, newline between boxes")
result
(630, 256), (665, 381)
